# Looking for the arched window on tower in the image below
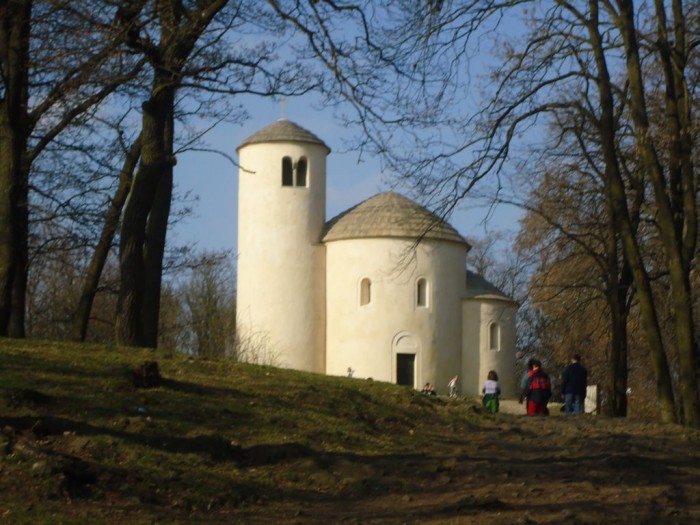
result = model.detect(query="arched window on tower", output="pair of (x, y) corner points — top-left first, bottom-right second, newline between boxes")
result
(296, 157), (308, 187)
(416, 278), (428, 307)
(489, 323), (500, 351)
(360, 278), (371, 306)
(282, 156), (293, 186)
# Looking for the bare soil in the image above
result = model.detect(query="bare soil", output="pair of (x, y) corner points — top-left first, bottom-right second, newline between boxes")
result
(222, 405), (700, 525)
(3, 397), (700, 525)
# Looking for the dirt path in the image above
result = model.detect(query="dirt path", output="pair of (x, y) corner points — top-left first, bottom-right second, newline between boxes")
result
(498, 398), (532, 415)
(224, 411), (700, 525)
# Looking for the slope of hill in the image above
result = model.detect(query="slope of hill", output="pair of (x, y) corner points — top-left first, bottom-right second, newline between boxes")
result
(1, 339), (699, 524)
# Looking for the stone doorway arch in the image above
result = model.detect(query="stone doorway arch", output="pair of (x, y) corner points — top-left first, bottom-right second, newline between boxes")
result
(392, 332), (420, 388)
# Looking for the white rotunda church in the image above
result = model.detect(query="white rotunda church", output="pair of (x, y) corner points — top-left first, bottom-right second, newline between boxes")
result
(235, 119), (517, 396)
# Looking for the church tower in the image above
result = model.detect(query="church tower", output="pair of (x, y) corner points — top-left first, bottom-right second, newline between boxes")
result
(235, 120), (329, 372)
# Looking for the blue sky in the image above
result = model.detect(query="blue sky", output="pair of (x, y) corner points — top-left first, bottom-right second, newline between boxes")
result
(167, 4), (532, 258)
(171, 94), (523, 257)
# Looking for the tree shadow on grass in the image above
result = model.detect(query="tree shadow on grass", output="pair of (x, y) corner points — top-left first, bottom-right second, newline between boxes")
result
(158, 377), (254, 400)
(0, 414), (315, 465)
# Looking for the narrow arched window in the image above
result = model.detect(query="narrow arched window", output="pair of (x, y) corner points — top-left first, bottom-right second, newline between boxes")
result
(489, 323), (500, 351)
(416, 278), (428, 307)
(296, 157), (307, 187)
(360, 278), (371, 306)
(282, 157), (293, 186)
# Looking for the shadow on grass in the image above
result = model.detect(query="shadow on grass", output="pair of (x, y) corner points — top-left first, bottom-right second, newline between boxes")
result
(158, 377), (254, 400)
(0, 414), (313, 465)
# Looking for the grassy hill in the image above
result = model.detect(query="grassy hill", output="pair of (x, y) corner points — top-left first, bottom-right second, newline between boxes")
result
(1, 338), (700, 525)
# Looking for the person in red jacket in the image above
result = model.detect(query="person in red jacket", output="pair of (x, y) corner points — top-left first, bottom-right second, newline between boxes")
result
(518, 358), (537, 412)
(524, 360), (552, 416)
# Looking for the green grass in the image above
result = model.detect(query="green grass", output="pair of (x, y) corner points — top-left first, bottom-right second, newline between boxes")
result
(0, 338), (483, 524)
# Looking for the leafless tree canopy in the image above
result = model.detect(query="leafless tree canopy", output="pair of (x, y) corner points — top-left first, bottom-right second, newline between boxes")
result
(344, 0), (699, 426)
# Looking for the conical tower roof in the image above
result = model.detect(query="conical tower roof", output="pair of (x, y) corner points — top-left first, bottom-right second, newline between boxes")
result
(463, 270), (516, 303)
(237, 119), (330, 153)
(323, 192), (468, 245)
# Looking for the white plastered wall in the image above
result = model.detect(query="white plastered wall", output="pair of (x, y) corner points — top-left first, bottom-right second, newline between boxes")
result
(461, 298), (517, 396)
(236, 140), (327, 372)
(325, 237), (465, 393)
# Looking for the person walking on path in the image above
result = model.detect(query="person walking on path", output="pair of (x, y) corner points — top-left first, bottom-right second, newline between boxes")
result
(482, 370), (501, 413)
(519, 358), (537, 412)
(562, 354), (587, 415)
(524, 360), (551, 416)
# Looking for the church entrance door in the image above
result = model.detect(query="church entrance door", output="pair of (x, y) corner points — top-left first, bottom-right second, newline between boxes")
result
(396, 353), (415, 386)
(392, 332), (419, 388)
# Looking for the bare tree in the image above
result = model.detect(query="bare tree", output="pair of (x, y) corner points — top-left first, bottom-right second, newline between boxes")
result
(70, 129), (142, 342)
(113, 0), (320, 348)
(175, 251), (236, 358)
(514, 159), (636, 416)
(0, 0), (31, 337)
(353, 1), (699, 426)
(0, 0), (144, 338)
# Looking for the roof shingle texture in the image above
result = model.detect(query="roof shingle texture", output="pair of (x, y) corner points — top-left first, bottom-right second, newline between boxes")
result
(323, 192), (467, 245)
(464, 270), (515, 302)
(237, 119), (330, 153)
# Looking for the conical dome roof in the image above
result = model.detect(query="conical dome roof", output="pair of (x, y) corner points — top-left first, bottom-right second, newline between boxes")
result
(237, 119), (330, 153)
(323, 192), (468, 245)
(464, 270), (516, 303)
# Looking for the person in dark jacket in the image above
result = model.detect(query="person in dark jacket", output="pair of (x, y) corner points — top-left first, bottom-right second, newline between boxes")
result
(524, 360), (551, 416)
(562, 353), (587, 415)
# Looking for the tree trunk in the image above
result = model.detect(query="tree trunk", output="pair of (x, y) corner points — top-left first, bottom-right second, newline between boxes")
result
(71, 135), (142, 341)
(654, 0), (699, 427)
(115, 85), (175, 347)
(114, 0), (227, 348)
(141, 146), (173, 348)
(587, 0), (677, 422)
(605, 268), (631, 417)
(141, 75), (175, 348)
(615, 0), (700, 426)
(8, 172), (27, 338)
(0, 0), (31, 337)
(603, 208), (630, 417)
